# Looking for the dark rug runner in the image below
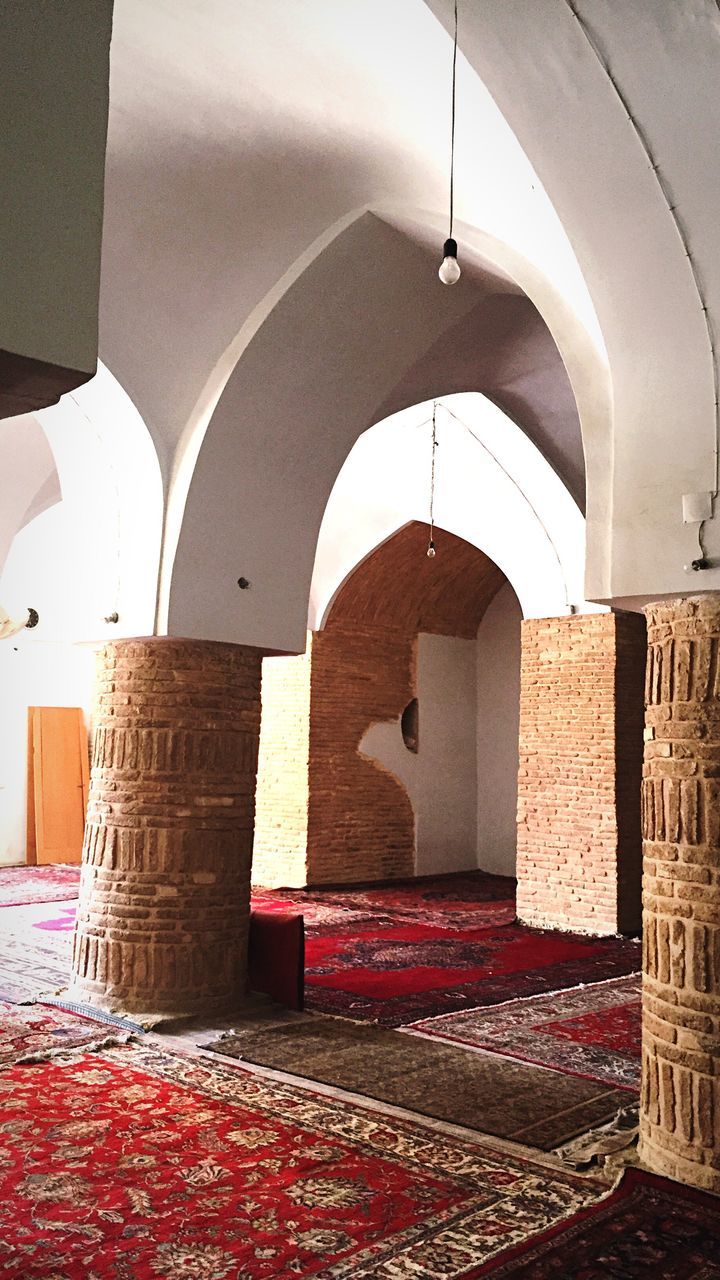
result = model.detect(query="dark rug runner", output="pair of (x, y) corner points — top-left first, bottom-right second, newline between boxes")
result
(205, 1015), (629, 1151)
(469, 1166), (720, 1277)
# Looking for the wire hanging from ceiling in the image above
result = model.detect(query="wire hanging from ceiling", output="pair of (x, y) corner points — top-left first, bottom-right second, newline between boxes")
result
(439, 0), (461, 285)
(427, 400), (438, 556)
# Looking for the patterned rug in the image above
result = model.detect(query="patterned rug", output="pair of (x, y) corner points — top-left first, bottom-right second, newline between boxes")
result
(304, 924), (641, 1026)
(0, 1039), (605, 1278)
(254, 871), (517, 933)
(405, 976), (642, 1090)
(206, 1016), (630, 1150)
(251, 891), (386, 932)
(0, 901), (73, 1001)
(471, 1166), (720, 1277)
(0, 864), (81, 907)
(0, 1000), (129, 1067)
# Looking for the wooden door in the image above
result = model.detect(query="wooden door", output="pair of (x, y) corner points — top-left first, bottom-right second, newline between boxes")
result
(27, 707), (89, 865)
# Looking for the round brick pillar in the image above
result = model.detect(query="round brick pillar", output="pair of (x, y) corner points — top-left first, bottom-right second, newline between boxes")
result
(640, 597), (720, 1190)
(69, 637), (262, 1016)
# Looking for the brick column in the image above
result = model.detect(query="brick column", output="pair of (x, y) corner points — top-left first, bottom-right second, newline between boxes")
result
(69, 638), (262, 1016)
(640, 597), (720, 1191)
(517, 612), (646, 935)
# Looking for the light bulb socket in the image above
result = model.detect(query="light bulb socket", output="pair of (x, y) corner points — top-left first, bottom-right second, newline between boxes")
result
(26, 608), (39, 629)
(442, 238), (458, 260)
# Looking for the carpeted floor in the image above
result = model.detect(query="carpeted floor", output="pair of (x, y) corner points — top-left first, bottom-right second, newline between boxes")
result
(303, 923), (641, 1026)
(205, 1015), (630, 1150)
(0, 870), (641, 1030)
(0, 999), (130, 1067)
(405, 976), (642, 1091)
(471, 1166), (720, 1277)
(0, 901), (74, 1001)
(0, 864), (81, 907)
(0, 1036), (606, 1279)
(255, 872), (518, 933)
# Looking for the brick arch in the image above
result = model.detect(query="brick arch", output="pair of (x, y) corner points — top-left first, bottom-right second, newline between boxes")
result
(253, 524), (511, 887)
(305, 523), (508, 884)
(325, 521), (507, 637)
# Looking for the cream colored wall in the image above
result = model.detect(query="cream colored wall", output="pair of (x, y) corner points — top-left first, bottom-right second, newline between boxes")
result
(361, 633), (478, 877)
(415, 634), (478, 875)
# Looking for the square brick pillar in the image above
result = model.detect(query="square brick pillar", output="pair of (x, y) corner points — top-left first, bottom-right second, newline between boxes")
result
(516, 612), (646, 935)
(253, 628), (416, 888)
(253, 647), (312, 888)
(69, 638), (262, 1017)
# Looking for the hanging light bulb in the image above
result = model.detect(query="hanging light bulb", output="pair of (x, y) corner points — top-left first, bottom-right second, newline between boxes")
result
(439, 1), (460, 285)
(427, 540), (436, 558)
(438, 238), (461, 286)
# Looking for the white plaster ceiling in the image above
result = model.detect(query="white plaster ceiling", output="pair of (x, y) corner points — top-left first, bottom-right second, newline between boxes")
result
(9, 0), (719, 650)
(0, 416), (60, 574)
(99, 0), (596, 478)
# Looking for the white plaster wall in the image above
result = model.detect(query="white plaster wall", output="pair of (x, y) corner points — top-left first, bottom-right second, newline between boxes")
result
(361, 633), (478, 877)
(0, 631), (95, 866)
(476, 583), (522, 877)
(428, 0), (720, 603)
(36, 364), (164, 644)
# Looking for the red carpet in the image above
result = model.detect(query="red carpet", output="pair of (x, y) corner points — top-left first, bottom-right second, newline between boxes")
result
(0, 1039), (602, 1277)
(0, 865), (81, 907)
(406, 976), (641, 1090)
(304, 922), (641, 1026)
(254, 871), (517, 932)
(0, 999), (127, 1066)
(470, 1166), (720, 1277)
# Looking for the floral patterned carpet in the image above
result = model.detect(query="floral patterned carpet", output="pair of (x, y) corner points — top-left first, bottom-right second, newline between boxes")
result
(472, 1166), (720, 1277)
(0, 999), (129, 1067)
(405, 976), (642, 1091)
(0, 1026), (606, 1279)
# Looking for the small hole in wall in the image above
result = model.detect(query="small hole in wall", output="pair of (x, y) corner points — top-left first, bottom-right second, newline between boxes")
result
(401, 698), (419, 753)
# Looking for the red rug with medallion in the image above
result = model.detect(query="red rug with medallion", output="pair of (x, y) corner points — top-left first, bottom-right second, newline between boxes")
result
(470, 1166), (720, 1277)
(303, 923), (641, 1026)
(0, 1038), (603, 1278)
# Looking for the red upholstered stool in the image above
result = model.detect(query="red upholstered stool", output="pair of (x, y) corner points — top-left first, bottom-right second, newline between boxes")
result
(247, 910), (305, 1010)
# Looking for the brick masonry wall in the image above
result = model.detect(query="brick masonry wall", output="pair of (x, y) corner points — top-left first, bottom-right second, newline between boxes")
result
(253, 648), (312, 888)
(640, 596), (720, 1192)
(70, 637), (262, 1016)
(517, 612), (646, 935)
(306, 625), (416, 884)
